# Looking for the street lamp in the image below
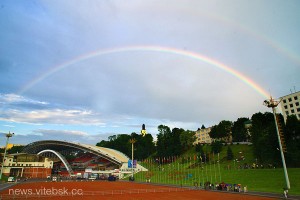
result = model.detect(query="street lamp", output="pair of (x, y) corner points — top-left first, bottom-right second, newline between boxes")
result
(0, 132), (14, 180)
(129, 138), (136, 181)
(263, 97), (290, 190)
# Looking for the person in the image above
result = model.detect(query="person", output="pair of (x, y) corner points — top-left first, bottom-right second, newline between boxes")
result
(283, 188), (288, 199)
(244, 185), (247, 193)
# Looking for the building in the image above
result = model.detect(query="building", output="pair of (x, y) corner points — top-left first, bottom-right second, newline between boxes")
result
(22, 140), (147, 179)
(279, 91), (300, 121)
(194, 127), (212, 144)
(0, 153), (53, 178)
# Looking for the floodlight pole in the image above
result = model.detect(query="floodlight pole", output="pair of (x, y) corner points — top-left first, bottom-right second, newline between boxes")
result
(0, 132), (14, 180)
(129, 138), (136, 180)
(263, 97), (290, 190)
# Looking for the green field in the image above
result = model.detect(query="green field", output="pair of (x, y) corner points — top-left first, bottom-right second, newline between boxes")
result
(133, 144), (300, 195)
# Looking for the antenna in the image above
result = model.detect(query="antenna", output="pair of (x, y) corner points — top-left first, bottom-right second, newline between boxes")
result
(294, 86), (296, 93)
(290, 89), (293, 94)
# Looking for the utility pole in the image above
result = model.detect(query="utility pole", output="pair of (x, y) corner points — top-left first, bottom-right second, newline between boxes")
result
(129, 138), (136, 181)
(0, 132), (14, 180)
(263, 97), (290, 190)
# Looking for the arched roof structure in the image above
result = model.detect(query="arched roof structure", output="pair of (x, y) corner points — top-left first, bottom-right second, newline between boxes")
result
(22, 140), (130, 166)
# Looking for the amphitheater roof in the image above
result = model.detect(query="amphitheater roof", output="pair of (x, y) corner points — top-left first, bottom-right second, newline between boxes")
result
(22, 140), (129, 165)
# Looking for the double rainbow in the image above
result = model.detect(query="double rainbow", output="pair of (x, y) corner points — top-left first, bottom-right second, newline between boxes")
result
(19, 45), (269, 98)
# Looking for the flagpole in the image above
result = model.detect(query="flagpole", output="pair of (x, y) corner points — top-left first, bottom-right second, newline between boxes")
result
(198, 155), (200, 187)
(218, 153), (221, 183)
(205, 155), (208, 184)
(213, 152), (217, 184)
(209, 153), (212, 184)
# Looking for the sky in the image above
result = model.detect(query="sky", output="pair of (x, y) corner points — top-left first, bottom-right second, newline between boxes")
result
(0, 0), (299, 146)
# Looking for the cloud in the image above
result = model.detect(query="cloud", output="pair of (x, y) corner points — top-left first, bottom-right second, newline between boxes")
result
(0, 93), (48, 105)
(0, 108), (105, 125)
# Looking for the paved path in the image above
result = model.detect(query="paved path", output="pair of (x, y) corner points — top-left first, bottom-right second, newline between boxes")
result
(0, 182), (17, 192)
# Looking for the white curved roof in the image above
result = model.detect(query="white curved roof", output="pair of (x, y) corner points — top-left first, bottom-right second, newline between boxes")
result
(77, 143), (129, 163)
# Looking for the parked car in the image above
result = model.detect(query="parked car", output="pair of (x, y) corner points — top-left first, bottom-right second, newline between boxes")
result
(99, 174), (108, 180)
(7, 177), (15, 182)
(108, 175), (116, 181)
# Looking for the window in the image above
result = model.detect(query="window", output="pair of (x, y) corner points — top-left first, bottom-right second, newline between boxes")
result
(294, 96), (298, 100)
(296, 102), (299, 106)
(283, 99), (286, 103)
(291, 109), (295, 113)
(286, 111), (289, 115)
(284, 105), (288, 109)
(297, 108), (300, 112)
(290, 104), (293, 108)
(288, 98), (292, 102)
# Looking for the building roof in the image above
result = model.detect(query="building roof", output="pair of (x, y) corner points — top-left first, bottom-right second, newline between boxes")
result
(22, 140), (129, 165)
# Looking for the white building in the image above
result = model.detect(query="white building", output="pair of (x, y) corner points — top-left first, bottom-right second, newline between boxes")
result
(279, 91), (300, 121)
(0, 153), (53, 178)
(194, 127), (212, 144)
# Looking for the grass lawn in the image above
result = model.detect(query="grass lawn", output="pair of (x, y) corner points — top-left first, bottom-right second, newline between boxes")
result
(134, 145), (300, 195)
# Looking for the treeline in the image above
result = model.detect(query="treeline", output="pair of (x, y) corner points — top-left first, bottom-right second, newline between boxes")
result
(205, 113), (300, 167)
(96, 112), (300, 167)
(0, 145), (24, 154)
(96, 132), (155, 160)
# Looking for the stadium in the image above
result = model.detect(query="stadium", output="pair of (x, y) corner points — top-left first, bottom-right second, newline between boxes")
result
(2, 140), (146, 180)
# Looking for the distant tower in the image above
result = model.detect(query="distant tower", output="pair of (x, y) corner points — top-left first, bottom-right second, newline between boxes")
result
(141, 124), (147, 137)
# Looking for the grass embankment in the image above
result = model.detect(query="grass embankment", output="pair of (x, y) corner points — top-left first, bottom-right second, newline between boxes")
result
(134, 144), (300, 195)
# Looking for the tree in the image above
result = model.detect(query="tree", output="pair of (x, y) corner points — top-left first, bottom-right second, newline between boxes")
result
(131, 132), (155, 160)
(232, 117), (249, 142)
(284, 115), (300, 167)
(195, 143), (203, 153)
(179, 130), (196, 151)
(211, 141), (222, 154)
(250, 112), (281, 164)
(156, 125), (185, 157)
(226, 146), (234, 160)
(209, 120), (232, 141)
(209, 125), (218, 139)
(171, 127), (184, 156)
(156, 125), (172, 157)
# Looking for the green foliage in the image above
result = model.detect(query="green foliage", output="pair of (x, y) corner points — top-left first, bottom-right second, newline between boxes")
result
(96, 133), (155, 160)
(156, 125), (173, 157)
(8, 145), (24, 154)
(232, 117), (249, 142)
(156, 125), (195, 157)
(95, 110), (300, 167)
(195, 143), (203, 153)
(284, 115), (300, 167)
(131, 132), (156, 160)
(179, 130), (196, 151)
(209, 120), (232, 141)
(250, 112), (281, 164)
(211, 141), (222, 154)
(226, 146), (234, 160)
